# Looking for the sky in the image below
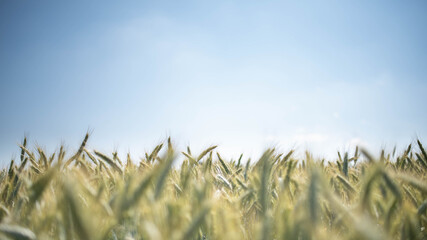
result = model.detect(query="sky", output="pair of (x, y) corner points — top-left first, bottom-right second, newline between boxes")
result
(1, 0), (427, 165)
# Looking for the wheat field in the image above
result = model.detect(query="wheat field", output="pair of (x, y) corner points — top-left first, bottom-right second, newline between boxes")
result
(0, 134), (426, 240)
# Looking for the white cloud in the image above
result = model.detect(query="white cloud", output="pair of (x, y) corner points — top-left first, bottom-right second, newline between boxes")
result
(346, 137), (367, 147)
(292, 133), (329, 143)
(333, 112), (340, 119)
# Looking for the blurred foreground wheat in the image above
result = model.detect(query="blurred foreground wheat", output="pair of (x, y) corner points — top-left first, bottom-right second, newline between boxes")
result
(0, 134), (427, 240)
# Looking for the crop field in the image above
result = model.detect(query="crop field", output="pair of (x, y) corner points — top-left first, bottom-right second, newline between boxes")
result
(0, 134), (427, 240)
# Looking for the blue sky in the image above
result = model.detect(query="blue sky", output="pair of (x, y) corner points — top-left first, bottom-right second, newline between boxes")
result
(1, 1), (426, 164)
